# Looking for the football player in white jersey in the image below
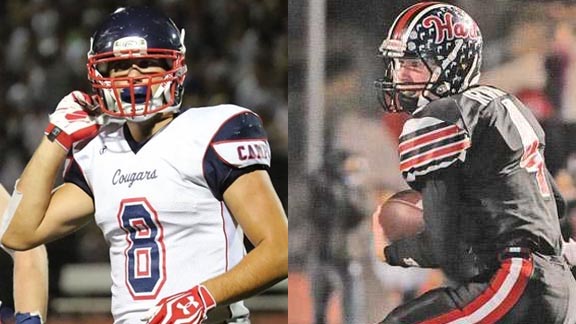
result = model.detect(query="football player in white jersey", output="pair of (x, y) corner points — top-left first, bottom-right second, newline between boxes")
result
(1, 7), (287, 324)
(0, 184), (48, 324)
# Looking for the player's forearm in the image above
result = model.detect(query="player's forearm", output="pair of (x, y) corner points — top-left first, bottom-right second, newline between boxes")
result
(2, 137), (67, 250)
(202, 235), (288, 306)
(13, 246), (48, 320)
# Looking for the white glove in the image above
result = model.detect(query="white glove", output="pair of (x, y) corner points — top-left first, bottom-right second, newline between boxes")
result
(44, 91), (101, 151)
(562, 238), (576, 267)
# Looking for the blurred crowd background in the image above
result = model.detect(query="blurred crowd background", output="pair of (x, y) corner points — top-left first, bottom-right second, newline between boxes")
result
(0, 0), (287, 322)
(289, 0), (576, 323)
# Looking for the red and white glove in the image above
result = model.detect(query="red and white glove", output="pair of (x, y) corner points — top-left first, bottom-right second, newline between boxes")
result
(142, 285), (216, 324)
(44, 91), (101, 151)
(563, 238), (576, 267)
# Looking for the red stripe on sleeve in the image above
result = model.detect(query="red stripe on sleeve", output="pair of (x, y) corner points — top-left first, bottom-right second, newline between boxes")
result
(399, 125), (462, 154)
(400, 140), (470, 172)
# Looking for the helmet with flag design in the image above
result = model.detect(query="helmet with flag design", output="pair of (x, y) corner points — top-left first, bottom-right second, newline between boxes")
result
(375, 2), (483, 113)
(87, 7), (187, 122)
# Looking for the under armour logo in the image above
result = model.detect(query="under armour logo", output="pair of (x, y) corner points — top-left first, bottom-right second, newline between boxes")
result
(100, 145), (108, 154)
(176, 296), (200, 315)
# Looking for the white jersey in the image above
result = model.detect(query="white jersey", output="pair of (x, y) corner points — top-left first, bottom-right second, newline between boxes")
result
(65, 105), (271, 323)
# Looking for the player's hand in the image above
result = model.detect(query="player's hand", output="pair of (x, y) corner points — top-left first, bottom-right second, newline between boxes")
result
(142, 285), (216, 324)
(44, 91), (101, 151)
(563, 238), (576, 267)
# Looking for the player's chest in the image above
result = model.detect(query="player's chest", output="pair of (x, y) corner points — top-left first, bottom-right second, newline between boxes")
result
(89, 138), (205, 190)
(89, 148), (216, 239)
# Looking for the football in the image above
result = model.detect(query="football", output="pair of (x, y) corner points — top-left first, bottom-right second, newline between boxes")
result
(378, 189), (424, 241)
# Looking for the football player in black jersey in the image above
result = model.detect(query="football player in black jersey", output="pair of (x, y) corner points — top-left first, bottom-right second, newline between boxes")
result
(1, 7), (287, 324)
(373, 2), (576, 323)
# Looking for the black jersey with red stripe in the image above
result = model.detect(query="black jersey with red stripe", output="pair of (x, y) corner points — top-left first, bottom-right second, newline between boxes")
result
(388, 85), (564, 280)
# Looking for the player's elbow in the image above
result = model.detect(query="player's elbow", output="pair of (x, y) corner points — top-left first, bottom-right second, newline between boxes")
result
(1, 233), (39, 251)
(266, 233), (288, 279)
(278, 244), (289, 278)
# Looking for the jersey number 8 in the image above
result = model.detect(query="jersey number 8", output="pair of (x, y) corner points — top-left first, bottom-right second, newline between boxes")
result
(117, 198), (167, 300)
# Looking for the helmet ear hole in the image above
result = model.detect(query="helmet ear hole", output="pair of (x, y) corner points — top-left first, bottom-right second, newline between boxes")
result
(435, 83), (450, 95)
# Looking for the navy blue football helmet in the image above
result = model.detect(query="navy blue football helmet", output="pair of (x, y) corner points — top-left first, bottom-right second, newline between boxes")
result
(375, 2), (482, 113)
(87, 7), (187, 121)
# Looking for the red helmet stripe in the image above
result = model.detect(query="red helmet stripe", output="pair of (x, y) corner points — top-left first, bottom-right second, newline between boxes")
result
(391, 2), (441, 40)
